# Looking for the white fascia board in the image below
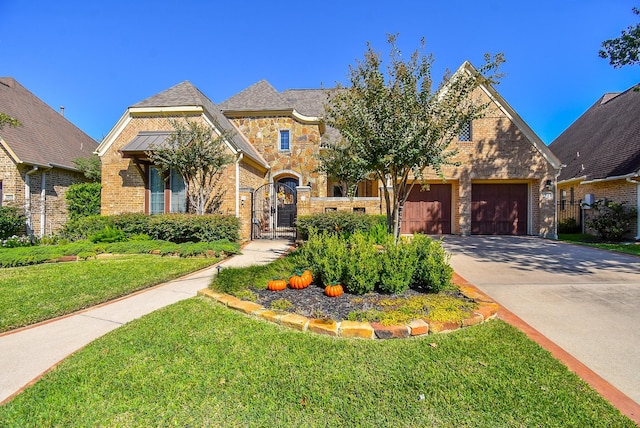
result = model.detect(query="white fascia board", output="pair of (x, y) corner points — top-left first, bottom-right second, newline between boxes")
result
(201, 112), (238, 155)
(557, 175), (588, 186)
(581, 172), (640, 185)
(129, 106), (204, 114)
(95, 110), (132, 157)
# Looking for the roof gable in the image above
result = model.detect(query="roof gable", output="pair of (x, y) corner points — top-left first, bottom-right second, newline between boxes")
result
(0, 77), (98, 169)
(549, 84), (640, 182)
(219, 80), (292, 112)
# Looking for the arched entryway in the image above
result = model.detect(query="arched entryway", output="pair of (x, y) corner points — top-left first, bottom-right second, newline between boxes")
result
(251, 177), (299, 239)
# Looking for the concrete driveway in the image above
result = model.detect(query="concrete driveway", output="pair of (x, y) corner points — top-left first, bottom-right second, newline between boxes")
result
(441, 236), (640, 406)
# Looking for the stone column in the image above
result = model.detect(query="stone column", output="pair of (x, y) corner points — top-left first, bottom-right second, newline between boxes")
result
(238, 187), (254, 241)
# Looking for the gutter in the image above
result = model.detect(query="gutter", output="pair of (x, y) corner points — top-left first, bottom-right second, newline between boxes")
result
(580, 172), (639, 185)
(236, 152), (243, 217)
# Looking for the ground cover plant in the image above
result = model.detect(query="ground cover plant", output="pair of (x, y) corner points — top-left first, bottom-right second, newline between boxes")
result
(0, 254), (223, 332)
(0, 299), (633, 427)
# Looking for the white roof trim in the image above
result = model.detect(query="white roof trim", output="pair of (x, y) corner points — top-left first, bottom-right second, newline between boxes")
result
(95, 110), (132, 157)
(580, 171), (640, 184)
(129, 106), (204, 114)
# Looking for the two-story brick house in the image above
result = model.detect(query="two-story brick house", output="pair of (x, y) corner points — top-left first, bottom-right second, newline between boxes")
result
(0, 77), (98, 236)
(97, 62), (561, 240)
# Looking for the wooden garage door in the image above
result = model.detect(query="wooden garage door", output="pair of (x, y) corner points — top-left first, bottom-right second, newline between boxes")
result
(471, 183), (528, 235)
(401, 184), (451, 234)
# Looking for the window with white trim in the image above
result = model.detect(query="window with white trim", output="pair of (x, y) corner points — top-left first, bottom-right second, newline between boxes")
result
(279, 129), (290, 151)
(149, 167), (165, 214)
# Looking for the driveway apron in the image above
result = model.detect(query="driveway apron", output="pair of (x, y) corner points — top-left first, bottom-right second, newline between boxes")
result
(441, 236), (640, 406)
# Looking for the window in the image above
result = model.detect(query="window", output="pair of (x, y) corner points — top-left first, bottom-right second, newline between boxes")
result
(279, 130), (290, 151)
(458, 121), (472, 141)
(560, 189), (567, 211)
(170, 169), (186, 213)
(149, 167), (165, 214)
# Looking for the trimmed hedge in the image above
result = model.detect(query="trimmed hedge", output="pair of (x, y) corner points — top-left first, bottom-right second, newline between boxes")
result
(296, 212), (386, 240)
(59, 213), (240, 243)
(0, 207), (26, 240)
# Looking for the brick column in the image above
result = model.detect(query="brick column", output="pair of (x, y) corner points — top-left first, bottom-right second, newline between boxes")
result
(458, 172), (471, 236)
(238, 187), (254, 241)
(296, 186), (311, 216)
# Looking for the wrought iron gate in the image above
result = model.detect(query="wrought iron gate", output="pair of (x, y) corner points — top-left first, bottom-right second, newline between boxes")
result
(251, 182), (297, 240)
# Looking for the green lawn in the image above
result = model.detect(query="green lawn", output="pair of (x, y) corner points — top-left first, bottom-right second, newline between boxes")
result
(0, 298), (633, 427)
(558, 234), (640, 256)
(0, 255), (219, 332)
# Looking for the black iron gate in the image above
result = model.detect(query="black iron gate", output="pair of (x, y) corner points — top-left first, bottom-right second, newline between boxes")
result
(251, 182), (297, 239)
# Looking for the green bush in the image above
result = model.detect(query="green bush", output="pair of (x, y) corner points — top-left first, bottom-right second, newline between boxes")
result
(0, 207), (25, 240)
(343, 232), (380, 294)
(558, 217), (580, 234)
(89, 226), (127, 243)
(66, 182), (101, 220)
(411, 234), (453, 293)
(378, 235), (417, 294)
(60, 213), (239, 243)
(296, 212), (385, 240)
(587, 200), (638, 242)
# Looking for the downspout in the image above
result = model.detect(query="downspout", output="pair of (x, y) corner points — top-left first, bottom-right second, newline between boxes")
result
(626, 175), (640, 240)
(25, 166), (39, 238)
(236, 152), (243, 217)
(40, 170), (46, 237)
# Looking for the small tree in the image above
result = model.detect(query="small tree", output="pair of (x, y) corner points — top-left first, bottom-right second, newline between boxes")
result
(66, 182), (102, 220)
(324, 34), (503, 239)
(316, 140), (369, 197)
(0, 112), (20, 130)
(72, 155), (101, 182)
(146, 118), (233, 215)
(599, 7), (640, 68)
(587, 200), (638, 242)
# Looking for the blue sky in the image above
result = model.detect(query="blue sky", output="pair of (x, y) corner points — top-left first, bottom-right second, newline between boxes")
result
(1, 0), (638, 145)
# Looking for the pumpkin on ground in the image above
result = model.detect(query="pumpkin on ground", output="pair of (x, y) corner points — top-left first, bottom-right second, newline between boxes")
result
(324, 283), (343, 297)
(267, 278), (287, 291)
(289, 269), (313, 289)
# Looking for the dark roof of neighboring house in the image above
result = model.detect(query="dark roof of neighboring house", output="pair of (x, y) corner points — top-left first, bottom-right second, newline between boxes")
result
(132, 81), (268, 168)
(549, 84), (640, 182)
(0, 77), (97, 169)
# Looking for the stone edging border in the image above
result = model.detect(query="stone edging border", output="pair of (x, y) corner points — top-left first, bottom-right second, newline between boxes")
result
(197, 273), (498, 339)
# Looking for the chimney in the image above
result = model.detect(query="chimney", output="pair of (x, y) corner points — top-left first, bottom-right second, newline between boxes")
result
(60, 106), (65, 116)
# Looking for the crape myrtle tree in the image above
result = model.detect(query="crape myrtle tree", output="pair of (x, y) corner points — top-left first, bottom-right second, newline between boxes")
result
(599, 7), (640, 68)
(0, 112), (20, 130)
(324, 34), (504, 239)
(316, 140), (370, 198)
(147, 118), (233, 215)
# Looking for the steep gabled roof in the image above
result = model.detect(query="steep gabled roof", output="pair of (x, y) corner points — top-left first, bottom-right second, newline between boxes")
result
(549, 84), (640, 182)
(0, 77), (97, 169)
(219, 80), (292, 112)
(99, 81), (268, 168)
(281, 88), (331, 117)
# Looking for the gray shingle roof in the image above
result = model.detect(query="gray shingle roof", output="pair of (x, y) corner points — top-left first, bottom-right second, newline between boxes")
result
(549, 84), (640, 182)
(219, 80), (292, 112)
(0, 77), (98, 169)
(132, 81), (268, 168)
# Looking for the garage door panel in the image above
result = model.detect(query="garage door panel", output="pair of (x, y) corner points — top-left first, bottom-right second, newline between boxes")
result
(402, 184), (451, 234)
(471, 184), (528, 235)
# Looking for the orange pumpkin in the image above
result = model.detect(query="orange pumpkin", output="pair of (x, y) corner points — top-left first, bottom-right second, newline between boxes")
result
(324, 283), (343, 297)
(289, 269), (312, 289)
(300, 270), (313, 286)
(267, 278), (287, 291)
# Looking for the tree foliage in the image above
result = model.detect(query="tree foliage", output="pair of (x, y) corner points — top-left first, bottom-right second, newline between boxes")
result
(72, 155), (101, 182)
(0, 112), (20, 130)
(146, 118), (233, 215)
(324, 34), (504, 238)
(66, 182), (102, 220)
(316, 140), (369, 197)
(599, 7), (640, 68)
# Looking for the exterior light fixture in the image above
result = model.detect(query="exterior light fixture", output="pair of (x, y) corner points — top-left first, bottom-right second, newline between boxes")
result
(542, 179), (554, 200)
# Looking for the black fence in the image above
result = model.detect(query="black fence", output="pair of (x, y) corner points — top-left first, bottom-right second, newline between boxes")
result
(558, 201), (583, 233)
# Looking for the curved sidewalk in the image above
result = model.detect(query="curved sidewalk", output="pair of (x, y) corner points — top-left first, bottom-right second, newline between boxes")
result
(0, 240), (292, 405)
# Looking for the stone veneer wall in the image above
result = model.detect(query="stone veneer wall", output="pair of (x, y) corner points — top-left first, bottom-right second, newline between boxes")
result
(228, 115), (328, 197)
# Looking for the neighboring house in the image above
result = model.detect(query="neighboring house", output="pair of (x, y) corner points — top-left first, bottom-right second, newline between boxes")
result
(549, 84), (640, 239)
(98, 62), (561, 240)
(0, 77), (98, 236)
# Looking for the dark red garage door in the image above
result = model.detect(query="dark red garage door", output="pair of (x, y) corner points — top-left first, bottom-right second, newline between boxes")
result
(471, 183), (528, 235)
(401, 184), (451, 234)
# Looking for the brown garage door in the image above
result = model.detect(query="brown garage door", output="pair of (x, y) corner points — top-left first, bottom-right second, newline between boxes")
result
(401, 184), (451, 234)
(471, 183), (528, 235)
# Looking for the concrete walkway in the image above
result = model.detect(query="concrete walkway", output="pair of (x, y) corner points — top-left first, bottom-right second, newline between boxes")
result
(441, 236), (640, 410)
(0, 240), (292, 404)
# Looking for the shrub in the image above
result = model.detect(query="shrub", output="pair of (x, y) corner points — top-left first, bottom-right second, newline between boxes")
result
(343, 232), (380, 294)
(89, 226), (127, 243)
(558, 217), (580, 234)
(378, 235), (417, 294)
(411, 234), (453, 293)
(2, 235), (32, 248)
(587, 200), (638, 242)
(296, 212), (384, 240)
(0, 207), (25, 240)
(58, 215), (113, 241)
(315, 232), (348, 285)
(66, 182), (101, 220)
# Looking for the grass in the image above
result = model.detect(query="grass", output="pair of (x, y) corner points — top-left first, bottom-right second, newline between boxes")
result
(0, 254), (220, 332)
(0, 298), (634, 427)
(558, 233), (640, 256)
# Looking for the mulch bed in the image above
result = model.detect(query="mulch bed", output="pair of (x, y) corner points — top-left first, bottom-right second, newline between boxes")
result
(251, 285), (463, 322)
